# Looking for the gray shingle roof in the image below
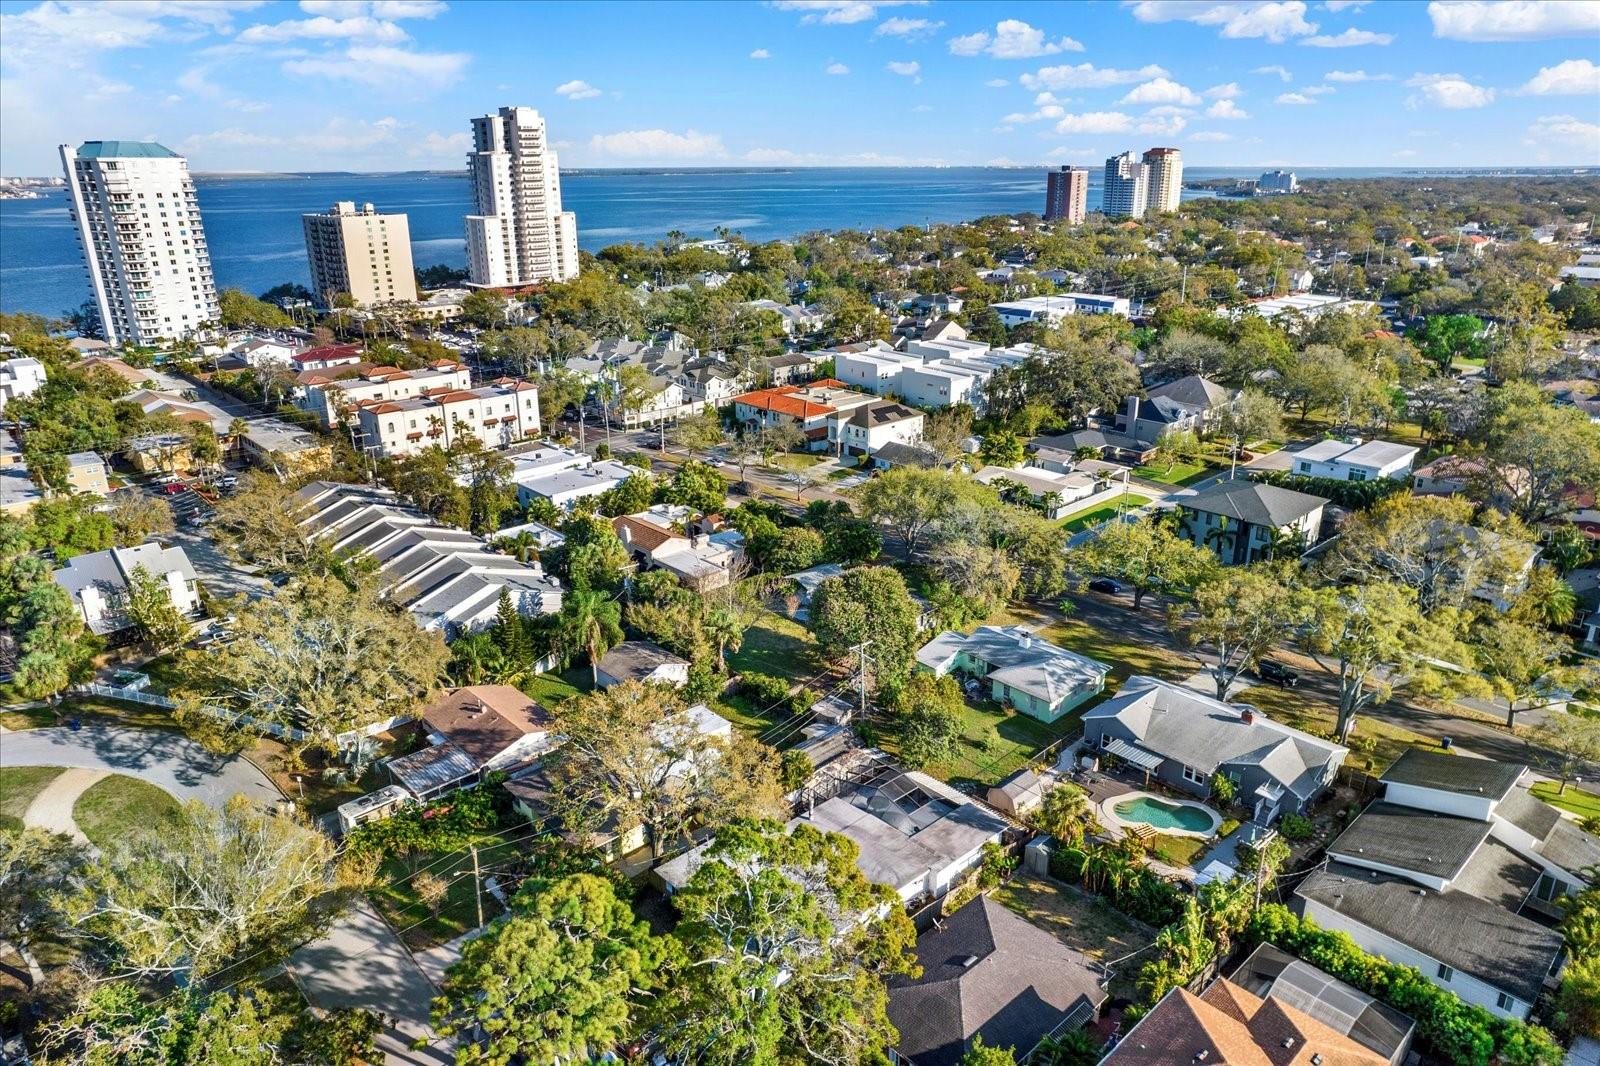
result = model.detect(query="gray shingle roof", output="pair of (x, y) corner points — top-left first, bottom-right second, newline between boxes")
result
(888, 897), (1107, 1066)
(1181, 481), (1328, 527)
(1147, 375), (1232, 410)
(1380, 749), (1524, 802)
(920, 626), (1108, 706)
(597, 640), (688, 683)
(1327, 802), (1491, 883)
(1297, 851), (1561, 1003)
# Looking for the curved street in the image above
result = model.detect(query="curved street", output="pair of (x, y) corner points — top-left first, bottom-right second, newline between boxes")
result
(0, 724), (282, 808)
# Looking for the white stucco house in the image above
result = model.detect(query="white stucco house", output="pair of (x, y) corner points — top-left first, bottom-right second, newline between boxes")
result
(52, 542), (200, 637)
(1290, 438), (1418, 482)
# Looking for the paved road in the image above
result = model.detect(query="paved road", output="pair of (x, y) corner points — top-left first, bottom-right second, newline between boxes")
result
(289, 901), (453, 1066)
(0, 724), (281, 808)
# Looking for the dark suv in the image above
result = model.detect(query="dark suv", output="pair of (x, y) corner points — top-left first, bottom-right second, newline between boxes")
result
(1256, 659), (1300, 688)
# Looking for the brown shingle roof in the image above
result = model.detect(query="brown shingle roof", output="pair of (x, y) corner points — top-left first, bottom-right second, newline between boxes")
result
(613, 515), (682, 554)
(420, 685), (551, 767)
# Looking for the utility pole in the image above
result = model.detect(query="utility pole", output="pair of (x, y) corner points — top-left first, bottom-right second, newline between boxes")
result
(1179, 264), (1187, 304)
(470, 845), (484, 929)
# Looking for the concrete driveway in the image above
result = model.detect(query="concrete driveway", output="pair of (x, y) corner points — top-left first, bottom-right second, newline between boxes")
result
(0, 724), (281, 808)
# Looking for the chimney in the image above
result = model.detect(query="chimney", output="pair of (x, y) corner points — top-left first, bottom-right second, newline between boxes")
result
(1241, 709), (1255, 725)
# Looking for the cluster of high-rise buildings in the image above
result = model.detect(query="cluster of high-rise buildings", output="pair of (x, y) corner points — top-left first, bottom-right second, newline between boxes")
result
(60, 104), (579, 346)
(1042, 147), (1183, 225)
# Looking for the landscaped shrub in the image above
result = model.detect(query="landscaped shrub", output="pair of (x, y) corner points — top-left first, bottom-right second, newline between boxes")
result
(1218, 818), (1242, 837)
(1047, 843), (1184, 927)
(1279, 813), (1314, 841)
(739, 671), (792, 708)
(1249, 469), (1408, 510)
(1245, 905), (1562, 1066)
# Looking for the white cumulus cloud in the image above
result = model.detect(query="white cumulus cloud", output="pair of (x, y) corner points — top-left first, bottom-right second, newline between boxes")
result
(555, 79), (602, 99)
(1406, 72), (1496, 108)
(876, 16), (943, 37)
(238, 15), (411, 44)
(1053, 111), (1135, 134)
(283, 45), (469, 89)
(1205, 82), (1243, 98)
(948, 19), (1083, 58)
(826, 61), (850, 75)
(771, 1), (929, 26)
(588, 128), (727, 159)
(1253, 64), (1293, 81)
(1139, 113), (1188, 136)
(750, 48), (771, 59)
(1206, 99), (1250, 118)
(1021, 62), (1169, 90)
(1520, 58), (1600, 96)
(1128, 1), (1319, 42)
(1276, 91), (1317, 104)
(1427, 0), (1600, 41)
(886, 60), (921, 80)
(1121, 77), (1202, 106)
(1525, 113), (1600, 153)
(1302, 27), (1394, 45)
(1324, 69), (1391, 81)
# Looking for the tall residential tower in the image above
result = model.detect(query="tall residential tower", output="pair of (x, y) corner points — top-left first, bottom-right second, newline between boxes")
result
(302, 201), (418, 307)
(465, 106), (579, 288)
(1142, 147), (1183, 215)
(1044, 166), (1088, 224)
(60, 141), (219, 345)
(1102, 151), (1148, 220)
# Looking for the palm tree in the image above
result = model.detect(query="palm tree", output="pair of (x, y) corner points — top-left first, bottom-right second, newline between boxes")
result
(704, 605), (747, 672)
(497, 531), (543, 564)
(560, 589), (623, 686)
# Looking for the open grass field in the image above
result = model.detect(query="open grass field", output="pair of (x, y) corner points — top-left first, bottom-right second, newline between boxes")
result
(1531, 780), (1600, 821)
(1133, 462), (1209, 486)
(992, 873), (1155, 1001)
(73, 774), (182, 851)
(0, 766), (65, 832)
(726, 611), (826, 684)
(1060, 493), (1153, 533)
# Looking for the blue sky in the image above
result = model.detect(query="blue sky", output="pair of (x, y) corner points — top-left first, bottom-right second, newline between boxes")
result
(1, 0), (1597, 174)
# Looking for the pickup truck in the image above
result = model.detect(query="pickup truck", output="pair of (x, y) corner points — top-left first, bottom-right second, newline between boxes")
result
(1256, 659), (1300, 688)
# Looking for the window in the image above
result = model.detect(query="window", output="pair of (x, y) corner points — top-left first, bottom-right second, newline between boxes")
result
(1349, 469), (1367, 482)
(1298, 461), (1312, 473)
(1496, 992), (1516, 1012)
(1101, 732), (1114, 748)
(1182, 765), (1205, 784)
(1436, 963), (1453, 982)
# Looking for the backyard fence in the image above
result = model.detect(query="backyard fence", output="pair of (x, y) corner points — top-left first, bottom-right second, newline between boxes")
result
(78, 682), (177, 709)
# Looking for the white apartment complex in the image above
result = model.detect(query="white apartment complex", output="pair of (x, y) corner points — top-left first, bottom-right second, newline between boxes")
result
(302, 201), (418, 307)
(1142, 147), (1182, 214)
(294, 362), (473, 428)
(1103, 151), (1148, 219)
(465, 106), (579, 288)
(0, 356), (47, 413)
(60, 141), (219, 345)
(356, 379), (540, 458)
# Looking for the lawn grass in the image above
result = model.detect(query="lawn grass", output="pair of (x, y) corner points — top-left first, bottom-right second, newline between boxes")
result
(0, 697), (178, 732)
(368, 831), (510, 950)
(1133, 461), (1209, 486)
(520, 664), (594, 708)
(1032, 618), (1195, 688)
(0, 766), (65, 831)
(1148, 833), (1208, 867)
(73, 774), (182, 850)
(1234, 685), (1440, 772)
(991, 873), (1154, 1002)
(727, 611), (825, 684)
(769, 453), (823, 472)
(1060, 493), (1153, 534)
(715, 692), (797, 742)
(879, 693), (1082, 789)
(1531, 780), (1600, 821)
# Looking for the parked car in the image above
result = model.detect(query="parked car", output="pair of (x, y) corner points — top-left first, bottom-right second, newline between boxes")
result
(1088, 578), (1122, 595)
(1256, 659), (1299, 688)
(161, 482), (189, 496)
(215, 475), (238, 489)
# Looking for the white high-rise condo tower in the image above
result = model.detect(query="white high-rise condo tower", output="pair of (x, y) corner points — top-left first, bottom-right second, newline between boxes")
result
(1142, 147), (1182, 215)
(1103, 151), (1149, 220)
(60, 141), (219, 346)
(465, 106), (580, 288)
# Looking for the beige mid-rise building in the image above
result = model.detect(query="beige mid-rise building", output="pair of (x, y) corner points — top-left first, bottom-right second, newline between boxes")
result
(1044, 166), (1088, 223)
(1142, 147), (1183, 215)
(356, 379), (540, 458)
(302, 201), (418, 307)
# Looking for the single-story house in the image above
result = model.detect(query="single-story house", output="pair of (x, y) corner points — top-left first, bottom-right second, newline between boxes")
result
(656, 758), (1008, 902)
(515, 459), (637, 510)
(384, 685), (554, 800)
(972, 465), (1100, 520)
(870, 441), (942, 471)
(1290, 438), (1418, 482)
(595, 640), (691, 689)
(888, 896), (1108, 1066)
(1175, 481), (1328, 565)
(783, 562), (849, 622)
(1083, 676), (1347, 822)
(916, 625), (1109, 724)
(614, 506), (745, 592)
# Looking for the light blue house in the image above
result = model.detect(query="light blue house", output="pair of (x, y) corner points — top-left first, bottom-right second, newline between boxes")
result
(915, 625), (1109, 724)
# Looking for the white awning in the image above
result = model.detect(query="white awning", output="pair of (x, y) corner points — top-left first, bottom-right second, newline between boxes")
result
(1103, 738), (1163, 771)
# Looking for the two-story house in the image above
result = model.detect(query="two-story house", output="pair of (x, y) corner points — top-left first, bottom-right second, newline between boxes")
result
(1176, 481), (1328, 564)
(52, 542), (201, 638)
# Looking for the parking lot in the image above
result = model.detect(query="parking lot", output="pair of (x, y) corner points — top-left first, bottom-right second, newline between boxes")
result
(134, 471), (272, 603)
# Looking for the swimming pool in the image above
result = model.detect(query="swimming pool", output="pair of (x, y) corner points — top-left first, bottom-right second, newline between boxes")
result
(1109, 794), (1220, 835)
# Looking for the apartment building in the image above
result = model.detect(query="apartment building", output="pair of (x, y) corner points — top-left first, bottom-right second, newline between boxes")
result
(0, 356), (47, 412)
(60, 141), (219, 345)
(465, 106), (580, 287)
(1044, 165), (1088, 223)
(301, 201), (418, 307)
(1103, 150), (1148, 219)
(356, 379), (540, 458)
(1142, 147), (1183, 214)
(293, 362), (472, 429)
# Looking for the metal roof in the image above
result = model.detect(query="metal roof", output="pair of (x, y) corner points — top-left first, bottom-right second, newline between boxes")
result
(386, 741), (479, 797)
(1104, 738), (1163, 771)
(77, 140), (179, 159)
